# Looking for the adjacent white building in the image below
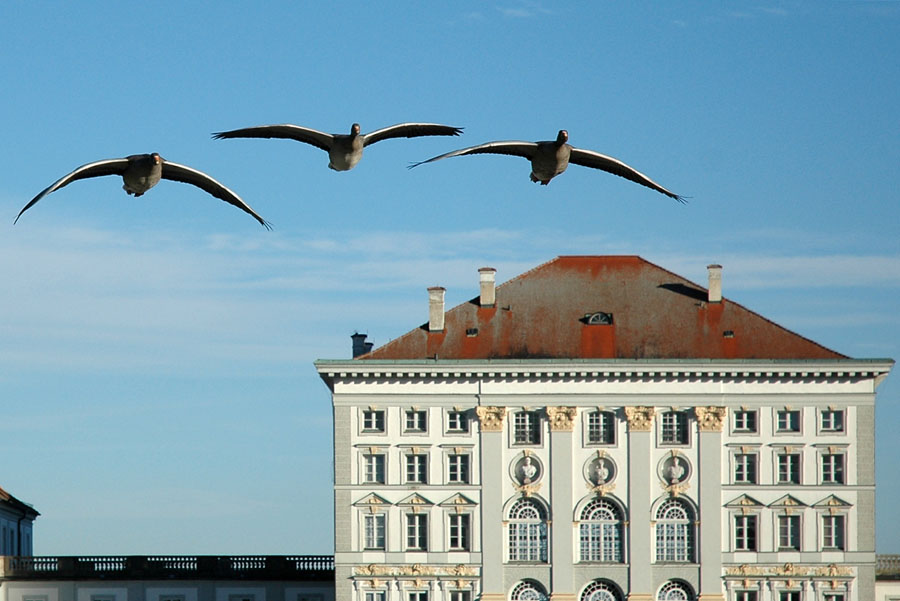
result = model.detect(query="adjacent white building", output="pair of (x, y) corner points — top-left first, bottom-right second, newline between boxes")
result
(316, 256), (894, 601)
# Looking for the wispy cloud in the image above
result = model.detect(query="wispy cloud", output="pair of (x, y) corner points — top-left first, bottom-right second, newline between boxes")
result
(497, 1), (552, 19)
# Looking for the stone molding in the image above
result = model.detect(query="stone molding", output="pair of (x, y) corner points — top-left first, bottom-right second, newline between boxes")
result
(354, 563), (477, 577)
(624, 406), (655, 431)
(475, 406), (507, 431)
(695, 406), (727, 432)
(547, 406), (577, 431)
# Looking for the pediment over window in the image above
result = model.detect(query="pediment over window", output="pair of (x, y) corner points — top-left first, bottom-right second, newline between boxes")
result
(353, 493), (391, 508)
(813, 494), (851, 509)
(439, 493), (477, 508)
(397, 493), (434, 507)
(725, 494), (763, 508)
(769, 494), (807, 508)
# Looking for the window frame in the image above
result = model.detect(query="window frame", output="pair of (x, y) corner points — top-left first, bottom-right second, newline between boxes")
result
(819, 408), (845, 434)
(659, 410), (690, 446)
(821, 452), (846, 485)
(654, 498), (695, 563)
(507, 498), (549, 563)
(776, 451), (802, 485)
(512, 410), (542, 446)
(733, 409), (758, 434)
(777, 514), (801, 551)
(405, 513), (428, 551)
(362, 452), (386, 485)
(578, 498), (624, 563)
(585, 410), (616, 446)
(733, 452), (758, 485)
(821, 513), (846, 551)
(448, 512), (471, 551)
(405, 453), (429, 485)
(447, 452), (471, 484)
(361, 409), (386, 434)
(775, 409), (801, 434)
(733, 514), (758, 552)
(404, 409), (428, 434)
(364, 512), (386, 550)
(446, 409), (470, 434)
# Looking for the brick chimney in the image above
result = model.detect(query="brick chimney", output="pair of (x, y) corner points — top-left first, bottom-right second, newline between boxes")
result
(707, 264), (723, 303)
(428, 287), (446, 332)
(479, 267), (496, 307)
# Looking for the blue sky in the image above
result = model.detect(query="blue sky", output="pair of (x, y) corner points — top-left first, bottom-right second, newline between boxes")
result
(1, 2), (898, 555)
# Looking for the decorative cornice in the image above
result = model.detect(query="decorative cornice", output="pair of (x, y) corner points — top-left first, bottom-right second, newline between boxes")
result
(624, 406), (655, 431)
(547, 406), (577, 431)
(475, 406), (507, 431)
(354, 564), (478, 578)
(695, 406), (727, 432)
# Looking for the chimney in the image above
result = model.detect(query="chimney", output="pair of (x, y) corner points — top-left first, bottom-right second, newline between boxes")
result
(428, 286), (446, 332)
(479, 267), (496, 307)
(707, 264), (723, 303)
(351, 332), (373, 358)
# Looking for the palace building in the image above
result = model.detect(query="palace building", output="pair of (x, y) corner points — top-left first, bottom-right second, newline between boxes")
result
(315, 256), (894, 601)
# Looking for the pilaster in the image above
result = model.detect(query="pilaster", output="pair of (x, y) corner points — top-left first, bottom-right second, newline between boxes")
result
(477, 406), (507, 597)
(695, 406), (726, 600)
(548, 406), (577, 595)
(625, 406), (654, 597)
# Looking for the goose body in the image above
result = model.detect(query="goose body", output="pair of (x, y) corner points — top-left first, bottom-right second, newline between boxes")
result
(213, 122), (463, 171)
(410, 130), (684, 201)
(16, 153), (271, 228)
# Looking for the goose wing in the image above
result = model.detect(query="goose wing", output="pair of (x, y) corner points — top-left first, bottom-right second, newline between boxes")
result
(161, 161), (272, 229)
(363, 122), (463, 147)
(15, 158), (129, 223)
(568, 148), (685, 202)
(408, 140), (538, 169)
(212, 124), (334, 152)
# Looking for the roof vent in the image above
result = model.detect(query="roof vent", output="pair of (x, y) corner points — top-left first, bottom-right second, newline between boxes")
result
(707, 264), (723, 303)
(479, 267), (496, 307)
(585, 311), (613, 325)
(428, 286), (446, 332)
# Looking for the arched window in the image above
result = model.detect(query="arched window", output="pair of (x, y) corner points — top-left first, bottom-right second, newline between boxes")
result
(655, 498), (694, 562)
(580, 580), (623, 601)
(507, 498), (548, 562)
(656, 581), (694, 601)
(579, 498), (623, 562)
(510, 580), (548, 601)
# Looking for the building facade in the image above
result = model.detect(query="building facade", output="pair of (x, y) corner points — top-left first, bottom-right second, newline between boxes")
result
(0, 486), (38, 557)
(316, 256), (894, 601)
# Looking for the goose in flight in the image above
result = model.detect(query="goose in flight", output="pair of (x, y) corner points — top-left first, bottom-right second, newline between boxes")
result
(15, 153), (271, 228)
(213, 122), (463, 171)
(409, 129), (684, 201)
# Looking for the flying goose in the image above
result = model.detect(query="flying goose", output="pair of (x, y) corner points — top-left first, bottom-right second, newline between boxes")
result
(213, 122), (463, 171)
(409, 129), (684, 201)
(15, 153), (271, 228)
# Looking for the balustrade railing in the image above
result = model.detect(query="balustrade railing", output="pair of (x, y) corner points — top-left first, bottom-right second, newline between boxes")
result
(1, 555), (334, 580)
(877, 554), (900, 578)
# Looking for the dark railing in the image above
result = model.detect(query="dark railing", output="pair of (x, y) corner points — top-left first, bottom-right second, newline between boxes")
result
(1, 555), (334, 581)
(878, 554), (900, 579)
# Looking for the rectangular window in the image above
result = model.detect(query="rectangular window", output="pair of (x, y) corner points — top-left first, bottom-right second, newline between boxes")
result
(777, 453), (801, 484)
(514, 411), (541, 445)
(363, 453), (386, 484)
(822, 514), (845, 550)
(365, 593), (386, 601)
(776, 409), (800, 432)
(447, 410), (468, 433)
(734, 453), (758, 484)
(735, 593), (758, 601)
(587, 411), (616, 444)
(408, 593), (427, 601)
(661, 411), (688, 444)
(733, 410), (758, 433)
(449, 592), (470, 601)
(822, 453), (845, 484)
(734, 515), (757, 551)
(778, 515), (801, 550)
(364, 513), (386, 550)
(363, 410), (385, 433)
(778, 593), (800, 601)
(821, 410), (845, 432)
(406, 514), (428, 550)
(823, 594), (845, 601)
(448, 513), (470, 551)
(405, 410), (427, 433)
(448, 454), (470, 484)
(406, 454), (428, 484)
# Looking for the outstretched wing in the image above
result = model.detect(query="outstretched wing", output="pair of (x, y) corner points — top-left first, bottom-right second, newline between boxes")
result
(569, 148), (685, 202)
(408, 140), (538, 169)
(212, 124), (334, 152)
(15, 158), (129, 223)
(161, 161), (272, 230)
(363, 123), (463, 147)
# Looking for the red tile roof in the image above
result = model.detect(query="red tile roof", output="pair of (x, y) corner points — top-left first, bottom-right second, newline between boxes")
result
(0, 484), (40, 517)
(363, 256), (845, 361)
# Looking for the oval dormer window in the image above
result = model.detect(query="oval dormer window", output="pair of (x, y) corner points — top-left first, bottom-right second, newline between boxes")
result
(586, 311), (613, 325)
